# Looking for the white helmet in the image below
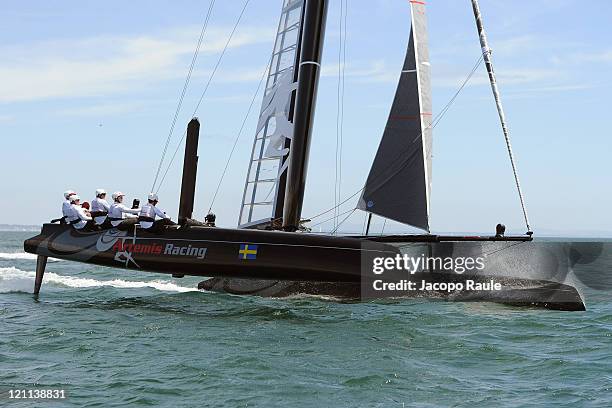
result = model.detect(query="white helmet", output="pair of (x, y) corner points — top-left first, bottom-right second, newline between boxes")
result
(69, 194), (81, 203)
(95, 189), (106, 197)
(64, 190), (76, 199)
(112, 191), (125, 201)
(148, 193), (159, 202)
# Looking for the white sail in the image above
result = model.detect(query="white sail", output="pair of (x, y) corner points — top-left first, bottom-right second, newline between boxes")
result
(358, 1), (432, 231)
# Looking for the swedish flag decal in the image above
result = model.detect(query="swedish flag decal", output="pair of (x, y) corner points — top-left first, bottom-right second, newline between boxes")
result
(238, 244), (258, 260)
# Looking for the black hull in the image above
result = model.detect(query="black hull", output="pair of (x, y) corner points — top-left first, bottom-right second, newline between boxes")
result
(197, 277), (584, 311)
(24, 224), (585, 311)
(198, 278), (361, 299)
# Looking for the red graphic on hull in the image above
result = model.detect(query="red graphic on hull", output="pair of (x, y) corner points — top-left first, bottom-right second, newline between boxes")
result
(111, 241), (163, 256)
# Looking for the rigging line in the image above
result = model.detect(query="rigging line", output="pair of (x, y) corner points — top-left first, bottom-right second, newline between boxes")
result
(339, 0), (348, 226)
(333, 0), (349, 233)
(307, 187), (364, 221)
(430, 55), (483, 131)
(330, 208), (356, 234)
(483, 241), (525, 257)
(471, 0), (531, 234)
(306, 55), (484, 223)
(208, 59), (271, 213)
(155, 0), (252, 193)
(151, 0), (216, 192)
(190, 0), (251, 120)
(333, 0), (344, 232)
(310, 207), (355, 229)
(361, 212), (368, 235)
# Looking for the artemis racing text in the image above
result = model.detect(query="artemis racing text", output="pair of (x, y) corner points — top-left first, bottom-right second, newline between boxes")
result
(111, 241), (207, 259)
(164, 244), (207, 259)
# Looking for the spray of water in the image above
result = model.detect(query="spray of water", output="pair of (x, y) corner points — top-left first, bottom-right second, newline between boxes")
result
(0, 267), (198, 293)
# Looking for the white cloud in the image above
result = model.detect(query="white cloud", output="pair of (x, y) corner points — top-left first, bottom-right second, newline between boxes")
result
(0, 25), (273, 103)
(555, 50), (612, 65)
(54, 101), (150, 117)
(322, 60), (407, 83)
(54, 92), (258, 119)
(322, 59), (565, 89)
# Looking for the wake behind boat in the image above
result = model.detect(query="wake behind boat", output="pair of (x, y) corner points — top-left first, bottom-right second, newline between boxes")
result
(24, 0), (586, 311)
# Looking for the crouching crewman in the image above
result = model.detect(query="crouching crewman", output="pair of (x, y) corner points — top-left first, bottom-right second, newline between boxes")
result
(138, 193), (176, 233)
(66, 195), (97, 231)
(108, 191), (140, 231)
(91, 189), (110, 228)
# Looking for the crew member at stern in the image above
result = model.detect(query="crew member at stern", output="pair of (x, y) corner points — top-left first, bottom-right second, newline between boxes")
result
(108, 191), (140, 231)
(138, 193), (176, 233)
(91, 189), (110, 227)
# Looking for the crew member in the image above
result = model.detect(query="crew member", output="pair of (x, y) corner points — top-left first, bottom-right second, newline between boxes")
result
(56, 190), (76, 224)
(138, 193), (176, 233)
(91, 189), (110, 227)
(108, 191), (140, 231)
(66, 195), (96, 231)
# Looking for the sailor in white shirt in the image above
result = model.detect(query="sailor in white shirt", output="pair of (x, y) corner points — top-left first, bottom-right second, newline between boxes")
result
(60, 190), (76, 224)
(91, 189), (110, 226)
(108, 191), (140, 230)
(66, 195), (95, 231)
(138, 193), (176, 233)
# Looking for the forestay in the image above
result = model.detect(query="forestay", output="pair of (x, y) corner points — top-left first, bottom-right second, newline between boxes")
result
(358, 1), (432, 231)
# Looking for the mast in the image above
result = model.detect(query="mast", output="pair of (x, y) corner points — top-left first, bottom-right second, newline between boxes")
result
(178, 118), (200, 224)
(470, 0), (532, 234)
(282, 0), (329, 230)
(272, 3), (307, 224)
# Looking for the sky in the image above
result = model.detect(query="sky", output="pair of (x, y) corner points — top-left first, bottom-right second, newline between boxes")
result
(0, 0), (610, 236)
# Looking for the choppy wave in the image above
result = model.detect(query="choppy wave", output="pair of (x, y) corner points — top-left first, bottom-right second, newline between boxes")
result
(0, 252), (60, 262)
(0, 267), (198, 293)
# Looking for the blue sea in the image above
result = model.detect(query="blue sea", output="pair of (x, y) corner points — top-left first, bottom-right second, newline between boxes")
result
(1, 231), (610, 407)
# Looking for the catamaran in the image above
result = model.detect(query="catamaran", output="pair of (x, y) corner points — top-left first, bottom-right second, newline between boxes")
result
(24, 0), (586, 310)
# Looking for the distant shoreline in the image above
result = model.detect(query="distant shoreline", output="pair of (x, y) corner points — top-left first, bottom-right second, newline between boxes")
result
(0, 224), (41, 232)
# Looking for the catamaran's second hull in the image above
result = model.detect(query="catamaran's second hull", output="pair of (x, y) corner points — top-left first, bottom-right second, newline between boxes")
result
(23, 224), (585, 310)
(197, 276), (584, 311)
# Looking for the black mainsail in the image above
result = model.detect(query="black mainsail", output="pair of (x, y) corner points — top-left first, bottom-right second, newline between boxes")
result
(358, 1), (432, 231)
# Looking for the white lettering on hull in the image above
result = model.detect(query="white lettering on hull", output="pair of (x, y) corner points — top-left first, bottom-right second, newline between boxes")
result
(164, 244), (207, 260)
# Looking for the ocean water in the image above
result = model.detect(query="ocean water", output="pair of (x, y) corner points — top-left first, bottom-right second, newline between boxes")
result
(0, 231), (610, 407)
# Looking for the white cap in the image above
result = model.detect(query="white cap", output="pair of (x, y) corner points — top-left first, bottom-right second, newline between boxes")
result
(148, 193), (159, 202)
(64, 190), (76, 199)
(112, 191), (125, 201)
(95, 189), (106, 197)
(69, 194), (81, 203)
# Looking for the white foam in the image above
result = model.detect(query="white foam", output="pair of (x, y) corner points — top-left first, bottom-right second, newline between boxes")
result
(0, 252), (60, 262)
(0, 267), (198, 293)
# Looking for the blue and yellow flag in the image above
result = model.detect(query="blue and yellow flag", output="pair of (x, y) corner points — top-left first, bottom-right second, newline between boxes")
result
(238, 244), (258, 260)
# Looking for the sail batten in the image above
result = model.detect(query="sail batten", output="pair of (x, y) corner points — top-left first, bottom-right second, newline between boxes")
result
(358, 2), (432, 231)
